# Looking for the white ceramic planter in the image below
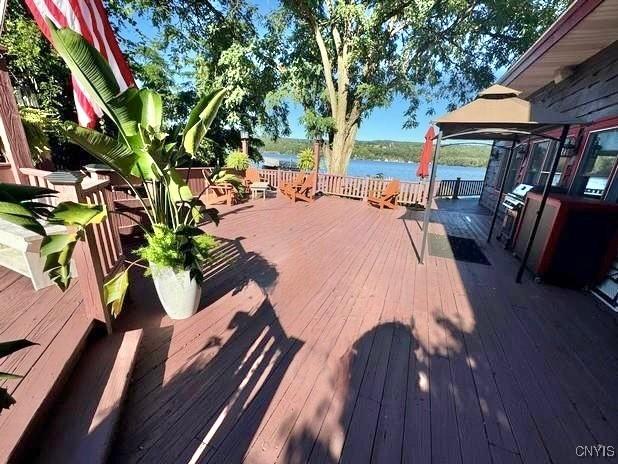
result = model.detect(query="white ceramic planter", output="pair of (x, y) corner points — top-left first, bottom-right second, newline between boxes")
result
(150, 263), (201, 319)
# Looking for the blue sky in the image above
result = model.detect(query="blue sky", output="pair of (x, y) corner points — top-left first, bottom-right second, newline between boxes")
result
(286, 96), (451, 142)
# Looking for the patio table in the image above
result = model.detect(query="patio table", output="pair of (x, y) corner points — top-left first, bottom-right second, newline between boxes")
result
(250, 181), (270, 200)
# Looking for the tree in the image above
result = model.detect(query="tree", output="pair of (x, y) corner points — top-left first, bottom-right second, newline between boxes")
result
(278, 0), (569, 174)
(108, 0), (290, 163)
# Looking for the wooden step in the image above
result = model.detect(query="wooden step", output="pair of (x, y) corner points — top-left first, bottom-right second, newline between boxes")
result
(33, 329), (143, 464)
(0, 311), (94, 463)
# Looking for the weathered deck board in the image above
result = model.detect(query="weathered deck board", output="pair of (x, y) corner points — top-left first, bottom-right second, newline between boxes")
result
(110, 195), (618, 464)
(0, 273), (92, 462)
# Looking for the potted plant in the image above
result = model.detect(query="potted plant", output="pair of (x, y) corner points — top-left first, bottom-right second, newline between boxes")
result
(297, 148), (315, 171)
(48, 23), (227, 319)
(224, 150), (250, 178)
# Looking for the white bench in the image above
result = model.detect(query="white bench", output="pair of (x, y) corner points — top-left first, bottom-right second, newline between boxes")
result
(0, 217), (75, 290)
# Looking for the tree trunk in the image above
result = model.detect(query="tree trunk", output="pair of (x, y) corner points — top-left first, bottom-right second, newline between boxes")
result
(327, 119), (358, 175)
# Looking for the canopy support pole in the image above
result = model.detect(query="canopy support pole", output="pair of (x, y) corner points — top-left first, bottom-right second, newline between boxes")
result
(516, 124), (570, 283)
(487, 139), (517, 243)
(419, 131), (442, 264)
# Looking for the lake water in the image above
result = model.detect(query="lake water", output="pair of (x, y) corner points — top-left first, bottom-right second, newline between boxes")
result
(261, 152), (486, 181)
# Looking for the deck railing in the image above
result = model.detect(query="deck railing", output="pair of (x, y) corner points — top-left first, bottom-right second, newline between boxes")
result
(436, 177), (484, 198)
(19, 167), (124, 332)
(256, 169), (480, 205)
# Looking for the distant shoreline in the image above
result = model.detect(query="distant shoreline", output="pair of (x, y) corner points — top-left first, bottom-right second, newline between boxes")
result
(260, 137), (490, 168)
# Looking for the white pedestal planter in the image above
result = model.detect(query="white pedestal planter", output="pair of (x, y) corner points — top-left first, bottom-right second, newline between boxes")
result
(150, 263), (201, 319)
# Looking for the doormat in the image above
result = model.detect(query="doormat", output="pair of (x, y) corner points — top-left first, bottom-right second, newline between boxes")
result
(428, 233), (491, 265)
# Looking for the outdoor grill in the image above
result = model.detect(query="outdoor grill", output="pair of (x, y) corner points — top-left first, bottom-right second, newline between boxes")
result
(497, 183), (534, 247)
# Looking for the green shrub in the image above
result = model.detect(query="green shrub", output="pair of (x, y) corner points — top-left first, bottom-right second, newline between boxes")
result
(297, 147), (315, 171)
(137, 225), (218, 277)
(225, 150), (250, 170)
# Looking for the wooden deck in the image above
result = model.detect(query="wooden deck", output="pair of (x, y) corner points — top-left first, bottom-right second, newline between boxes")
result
(106, 194), (616, 463)
(0, 271), (93, 460)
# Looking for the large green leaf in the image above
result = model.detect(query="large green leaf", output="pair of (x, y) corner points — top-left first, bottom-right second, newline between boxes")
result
(48, 23), (137, 146)
(167, 168), (194, 204)
(64, 124), (160, 180)
(41, 202), (107, 290)
(103, 269), (129, 318)
(47, 201), (106, 227)
(41, 232), (79, 290)
(130, 89), (163, 131)
(0, 183), (56, 202)
(0, 339), (36, 409)
(182, 88), (226, 155)
(0, 200), (45, 235)
(0, 339), (37, 358)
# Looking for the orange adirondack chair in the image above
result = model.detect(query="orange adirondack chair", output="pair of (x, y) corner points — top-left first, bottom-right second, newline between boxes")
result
(367, 179), (400, 209)
(244, 168), (261, 188)
(201, 170), (237, 206)
(279, 172), (306, 198)
(289, 172), (316, 203)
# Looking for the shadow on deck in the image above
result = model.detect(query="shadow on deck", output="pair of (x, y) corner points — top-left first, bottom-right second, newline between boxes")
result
(100, 196), (618, 463)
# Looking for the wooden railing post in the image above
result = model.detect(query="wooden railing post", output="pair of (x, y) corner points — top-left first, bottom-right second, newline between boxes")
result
(453, 177), (461, 199)
(46, 171), (113, 333)
(362, 177), (369, 202)
(312, 137), (321, 194)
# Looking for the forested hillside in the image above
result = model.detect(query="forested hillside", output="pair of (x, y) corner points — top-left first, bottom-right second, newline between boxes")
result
(261, 138), (491, 167)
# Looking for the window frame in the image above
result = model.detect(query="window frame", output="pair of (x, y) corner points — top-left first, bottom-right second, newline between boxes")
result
(569, 125), (618, 202)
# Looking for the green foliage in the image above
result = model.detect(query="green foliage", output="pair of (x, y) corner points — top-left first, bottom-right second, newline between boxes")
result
(49, 25), (227, 314)
(19, 108), (64, 165)
(276, 0), (569, 172)
(0, 339), (37, 410)
(210, 170), (243, 191)
(225, 151), (250, 171)
(137, 225), (218, 283)
(297, 148), (315, 171)
(0, 0), (90, 169)
(263, 138), (491, 168)
(0, 183), (106, 290)
(104, 268), (129, 318)
(107, 0), (289, 160)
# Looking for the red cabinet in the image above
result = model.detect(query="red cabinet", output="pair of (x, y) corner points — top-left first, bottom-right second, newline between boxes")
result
(513, 193), (618, 287)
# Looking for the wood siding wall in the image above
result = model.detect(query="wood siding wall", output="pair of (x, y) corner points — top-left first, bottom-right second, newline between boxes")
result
(480, 40), (618, 214)
(529, 40), (618, 123)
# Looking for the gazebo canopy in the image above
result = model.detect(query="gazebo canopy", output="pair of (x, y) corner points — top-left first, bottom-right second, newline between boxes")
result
(434, 84), (576, 140)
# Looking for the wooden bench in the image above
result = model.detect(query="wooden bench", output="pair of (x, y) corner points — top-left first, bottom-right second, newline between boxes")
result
(0, 217), (74, 290)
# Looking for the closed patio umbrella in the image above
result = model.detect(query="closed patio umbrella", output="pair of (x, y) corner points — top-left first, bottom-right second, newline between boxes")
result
(416, 126), (435, 178)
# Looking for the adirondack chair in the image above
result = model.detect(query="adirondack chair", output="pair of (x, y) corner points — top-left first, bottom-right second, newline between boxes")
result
(289, 172), (316, 203)
(279, 172), (306, 198)
(201, 170), (236, 206)
(367, 179), (400, 209)
(244, 168), (261, 188)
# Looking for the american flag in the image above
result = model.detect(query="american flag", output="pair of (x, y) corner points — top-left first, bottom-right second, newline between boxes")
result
(24, 0), (135, 128)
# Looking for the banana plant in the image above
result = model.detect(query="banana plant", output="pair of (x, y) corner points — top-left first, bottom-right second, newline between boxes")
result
(47, 22), (227, 316)
(0, 183), (106, 290)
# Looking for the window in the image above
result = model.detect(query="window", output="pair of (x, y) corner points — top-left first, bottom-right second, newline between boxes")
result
(524, 141), (551, 185)
(571, 127), (618, 200)
(523, 140), (569, 187)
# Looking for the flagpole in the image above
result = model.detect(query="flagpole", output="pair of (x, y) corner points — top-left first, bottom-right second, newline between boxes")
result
(419, 131), (442, 264)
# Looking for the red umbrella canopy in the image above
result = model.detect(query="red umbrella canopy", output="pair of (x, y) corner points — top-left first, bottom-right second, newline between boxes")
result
(416, 126), (435, 178)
